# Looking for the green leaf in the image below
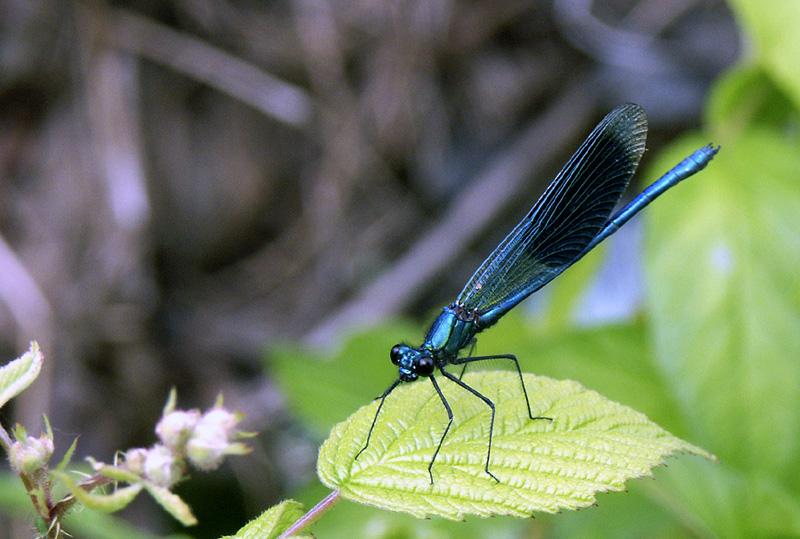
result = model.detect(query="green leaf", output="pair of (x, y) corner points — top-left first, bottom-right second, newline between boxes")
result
(544, 476), (688, 539)
(318, 371), (710, 520)
(55, 437), (79, 472)
(53, 471), (143, 512)
(707, 66), (799, 137)
(728, 0), (800, 109)
(143, 483), (197, 526)
(644, 131), (800, 480)
(0, 341), (43, 409)
(95, 464), (141, 483)
(644, 459), (800, 538)
(222, 499), (306, 539)
(163, 387), (177, 415)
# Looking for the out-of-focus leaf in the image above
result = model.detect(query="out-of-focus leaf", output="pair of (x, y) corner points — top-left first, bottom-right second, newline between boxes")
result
(0, 341), (42, 409)
(222, 499), (305, 539)
(543, 475), (691, 539)
(728, 0), (800, 109)
(644, 132), (800, 481)
(534, 245), (606, 333)
(269, 322), (417, 435)
(707, 66), (799, 136)
(644, 459), (800, 538)
(318, 371), (710, 520)
(0, 472), (189, 539)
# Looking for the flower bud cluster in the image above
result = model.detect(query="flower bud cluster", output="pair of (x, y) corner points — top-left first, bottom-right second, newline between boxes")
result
(117, 394), (250, 488)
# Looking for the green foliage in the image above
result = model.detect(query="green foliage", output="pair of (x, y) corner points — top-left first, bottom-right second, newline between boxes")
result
(143, 483), (198, 527)
(0, 472), (191, 539)
(707, 66), (799, 134)
(645, 130), (800, 477)
(728, 0), (800, 109)
(318, 372), (709, 519)
(644, 459), (800, 538)
(0, 341), (42, 409)
(222, 499), (307, 539)
(53, 472), (142, 513)
(636, 68), (800, 537)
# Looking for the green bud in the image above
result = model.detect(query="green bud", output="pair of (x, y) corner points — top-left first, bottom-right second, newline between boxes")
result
(8, 435), (54, 474)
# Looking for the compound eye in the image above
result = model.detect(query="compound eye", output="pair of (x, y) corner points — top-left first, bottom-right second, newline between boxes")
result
(390, 345), (402, 365)
(416, 356), (434, 376)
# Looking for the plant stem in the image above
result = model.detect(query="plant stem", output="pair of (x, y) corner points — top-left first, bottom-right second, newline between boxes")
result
(49, 474), (113, 522)
(279, 489), (340, 538)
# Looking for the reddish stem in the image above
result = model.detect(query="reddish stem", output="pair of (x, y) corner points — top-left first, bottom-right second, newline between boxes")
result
(278, 489), (340, 538)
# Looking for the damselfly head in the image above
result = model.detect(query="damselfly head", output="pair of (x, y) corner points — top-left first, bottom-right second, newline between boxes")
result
(390, 344), (434, 382)
(390, 344), (405, 365)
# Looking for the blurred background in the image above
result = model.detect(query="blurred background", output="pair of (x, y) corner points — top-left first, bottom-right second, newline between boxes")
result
(2, 0), (799, 537)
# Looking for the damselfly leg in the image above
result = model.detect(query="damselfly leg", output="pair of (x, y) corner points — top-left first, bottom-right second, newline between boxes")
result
(355, 379), (400, 461)
(451, 353), (552, 421)
(427, 375), (453, 485)
(438, 367), (500, 482)
(457, 339), (477, 380)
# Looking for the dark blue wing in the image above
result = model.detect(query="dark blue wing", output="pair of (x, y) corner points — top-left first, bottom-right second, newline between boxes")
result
(456, 103), (648, 321)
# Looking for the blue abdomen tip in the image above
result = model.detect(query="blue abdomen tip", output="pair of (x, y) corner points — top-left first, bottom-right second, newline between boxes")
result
(687, 144), (719, 171)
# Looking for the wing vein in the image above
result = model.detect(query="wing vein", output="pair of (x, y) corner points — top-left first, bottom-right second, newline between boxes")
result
(456, 104), (647, 315)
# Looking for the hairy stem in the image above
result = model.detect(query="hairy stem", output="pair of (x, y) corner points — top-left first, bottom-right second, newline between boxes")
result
(49, 474), (113, 522)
